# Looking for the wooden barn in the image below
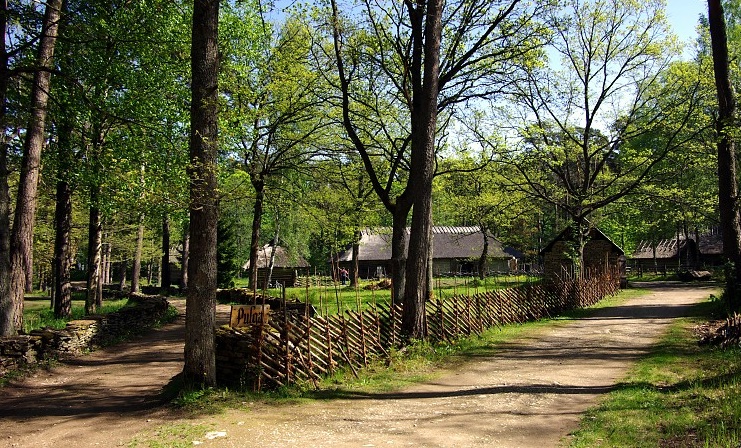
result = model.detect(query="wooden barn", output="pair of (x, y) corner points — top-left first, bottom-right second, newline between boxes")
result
(697, 229), (724, 266)
(541, 225), (625, 284)
(335, 226), (521, 279)
(631, 229), (724, 272)
(631, 238), (698, 272)
(242, 244), (310, 288)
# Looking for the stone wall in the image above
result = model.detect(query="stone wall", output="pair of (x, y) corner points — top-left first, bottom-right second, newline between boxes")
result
(0, 294), (170, 379)
(215, 325), (264, 389)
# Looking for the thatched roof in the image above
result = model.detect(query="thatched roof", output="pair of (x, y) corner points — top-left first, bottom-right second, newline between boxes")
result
(632, 230), (723, 260)
(632, 238), (690, 260)
(242, 244), (310, 270)
(336, 226), (517, 262)
(698, 231), (723, 256)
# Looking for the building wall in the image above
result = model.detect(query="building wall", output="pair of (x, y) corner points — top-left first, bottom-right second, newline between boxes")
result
(254, 267), (301, 288)
(544, 239), (622, 282)
(347, 258), (514, 279)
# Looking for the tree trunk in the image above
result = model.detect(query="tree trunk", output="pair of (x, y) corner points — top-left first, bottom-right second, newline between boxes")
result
(478, 225), (489, 280)
(0, 0), (13, 336)
(53, 179), (72, 318)
(695, 227), (701, 269)
(390, 199), (411, 304)
(247, 179), (264, 291)
(708, 0), (741, 309)
(103, 240), (112, 285)
(180, 222), (190, 290)
(265, 222), (280, 288)
(118, 261), (126, 291)
(184, 0), (219, 388)
(351, 230), (360, 287)
(161, 214), (171, 294)
(86, 201), (102, 314)
(401, 0), (443, 340)
(4, 0), (63, 334)
(131, 218), (144, 293)
(156, 259), (162, 286)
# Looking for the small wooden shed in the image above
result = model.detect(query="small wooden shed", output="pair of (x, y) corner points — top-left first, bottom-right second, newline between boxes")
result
(541, 226), (625, 283)
(242, 244), (310, 288)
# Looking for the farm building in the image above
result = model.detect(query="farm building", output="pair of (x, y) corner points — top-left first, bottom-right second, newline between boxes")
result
(242, 243), (310, 287)
(541, 225), (625, 284)
(697, 229), (724, 266)
(631, 238), (698, 272)
(631, 229), (724, 272)
(335, 226), (521, 279)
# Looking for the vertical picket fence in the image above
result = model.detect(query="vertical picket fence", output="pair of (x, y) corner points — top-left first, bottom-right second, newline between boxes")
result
(216, 267), (621, 390)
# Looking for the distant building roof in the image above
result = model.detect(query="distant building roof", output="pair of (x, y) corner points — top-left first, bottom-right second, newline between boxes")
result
(632, 238), (690, 260)
(336, 226), (517, 262)
(698, 230), (723, 256)
(242, 244), (309, 270)
(632, 229), (723, 260)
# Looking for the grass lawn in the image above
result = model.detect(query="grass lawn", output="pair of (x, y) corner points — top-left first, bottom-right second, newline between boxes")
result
(231, 274), (539, 316)
(22, 292), (129, 333)
(569, 298), (741, 447)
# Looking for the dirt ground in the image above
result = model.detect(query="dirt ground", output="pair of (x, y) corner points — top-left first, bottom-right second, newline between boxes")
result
(0, 283), (716, 448)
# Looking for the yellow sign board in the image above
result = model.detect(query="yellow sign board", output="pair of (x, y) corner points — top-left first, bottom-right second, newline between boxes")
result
(230, 304), (270, 327)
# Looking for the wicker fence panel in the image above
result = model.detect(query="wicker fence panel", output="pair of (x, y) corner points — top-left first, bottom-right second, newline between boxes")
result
(216, 268), (621, 390)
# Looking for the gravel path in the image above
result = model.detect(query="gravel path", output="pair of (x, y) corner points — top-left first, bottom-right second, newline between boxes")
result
(0, 283), (715, 448)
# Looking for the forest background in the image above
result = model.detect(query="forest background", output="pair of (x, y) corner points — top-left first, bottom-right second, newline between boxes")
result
(0, 0), (734, 344)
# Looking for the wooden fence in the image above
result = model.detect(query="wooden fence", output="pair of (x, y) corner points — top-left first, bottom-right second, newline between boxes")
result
(215, 267), (621, 391)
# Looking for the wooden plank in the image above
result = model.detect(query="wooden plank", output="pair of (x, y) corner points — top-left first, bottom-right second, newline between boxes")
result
(230, 304), (270, 328)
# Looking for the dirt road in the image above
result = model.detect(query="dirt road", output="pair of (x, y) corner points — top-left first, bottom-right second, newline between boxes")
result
(0, 283), (715, 448)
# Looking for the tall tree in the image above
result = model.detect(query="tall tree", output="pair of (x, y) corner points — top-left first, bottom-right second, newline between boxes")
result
(399, 0), (444, 338)
(326, 0), (548, 338)
(498, 0), (702, 275)
(52, 107), (74, 318)
(131, 217), (144, 292)
(2, 0), (63, 335)
(708, 0), (741, 307)
(161, 214), (171, 293)
(0, 0), (12, 336)
(221, 12), (325, 291)
(184, 0), (219, 387)
(434, 154), (535, 277)
(51, 0), (191, 307)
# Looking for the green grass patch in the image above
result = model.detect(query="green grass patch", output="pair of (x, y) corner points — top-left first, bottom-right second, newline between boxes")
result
(128, 422), (217, 448)
(238, 275), (540, 316)
(569, 299), (741, 447)
(627, 272), (680, 282)
(22, 297), (129, 333)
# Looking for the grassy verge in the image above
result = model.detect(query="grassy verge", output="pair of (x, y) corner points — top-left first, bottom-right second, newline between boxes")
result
(569, 298), (741, 447)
